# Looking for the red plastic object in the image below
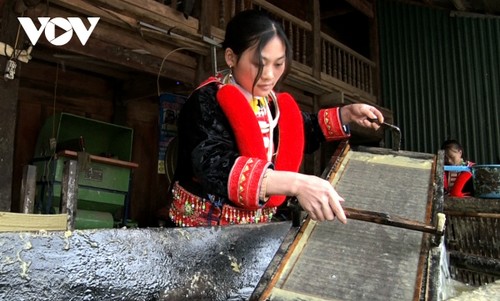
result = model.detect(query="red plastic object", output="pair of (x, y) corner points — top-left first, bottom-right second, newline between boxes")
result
(450, 172), (473, 197)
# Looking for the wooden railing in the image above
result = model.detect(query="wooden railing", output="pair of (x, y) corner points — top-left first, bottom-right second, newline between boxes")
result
(321, 33), (375, 95)
(247, 0), (313, 66)
(217, 0), (375, 99)
(154, 0), (376, 100)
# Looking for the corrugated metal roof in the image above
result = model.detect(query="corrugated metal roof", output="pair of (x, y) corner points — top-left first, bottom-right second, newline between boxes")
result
(410, 0), (500, 16)
(378, 0), (500, 164)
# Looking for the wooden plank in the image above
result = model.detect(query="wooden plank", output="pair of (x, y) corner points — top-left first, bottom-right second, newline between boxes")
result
(54, 0), (201, 35)
(20, 165), (37, 214)
(86, 0), (200, 34)
(34, 33), (196, 84)
(45, 1), (209, 54)
(444, 197), (500, 214)
(449, 251), (500, 277)
(23, 3), (201, 88)
(50, 0), (139, 29)
(0, 212), (67, 232)
(58, 150), (139, 169)
(19, 86), (114, 118)
(20, 60), (115, 98)
(25, 4), (202, 62)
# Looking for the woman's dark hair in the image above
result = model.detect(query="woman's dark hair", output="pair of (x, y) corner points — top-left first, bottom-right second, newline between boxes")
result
(441, 139), (469, 161)
(441, 139), (463, 152)
(222, 9), (292, 91)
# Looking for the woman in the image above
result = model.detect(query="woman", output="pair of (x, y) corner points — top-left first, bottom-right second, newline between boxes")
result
(168, 9), (384, 227)
(441, 139), (475, 197)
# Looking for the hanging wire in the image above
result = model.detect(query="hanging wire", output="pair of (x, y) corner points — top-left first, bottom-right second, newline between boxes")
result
(10, 11), (24, 60)
(39, 61), (60, 214)
(157, 47), (195, 96)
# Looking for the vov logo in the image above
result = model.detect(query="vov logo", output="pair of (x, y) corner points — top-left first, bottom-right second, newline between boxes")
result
(18, 17), (100, 46)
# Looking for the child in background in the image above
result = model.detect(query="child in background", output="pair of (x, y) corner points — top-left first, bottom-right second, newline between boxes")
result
(441, 139), (475, 197)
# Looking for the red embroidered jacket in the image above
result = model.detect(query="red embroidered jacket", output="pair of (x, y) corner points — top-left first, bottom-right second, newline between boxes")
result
(171, 77), (350, 213)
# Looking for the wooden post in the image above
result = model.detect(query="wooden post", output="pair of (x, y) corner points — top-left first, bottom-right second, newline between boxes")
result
(20, 165), (37, 213)
(370, 0), (381, 99)
(0, 0), (23, 211)
(308, 0), (321, 176)
(308, 0), (321, 80)
(194, 0), (215, 85)
(60, 160), (79, 230)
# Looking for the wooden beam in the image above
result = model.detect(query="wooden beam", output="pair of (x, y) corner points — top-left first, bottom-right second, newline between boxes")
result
(51, 0), (208, 53)
(23, 5), (197, 83)
(444, 197), (500, 214)
(85, 0), (200, 36)
(36, 52), (134, 80)
(37, 36), (197, 84)
(449, 251), (500, 277)
(451, 0), (467, 11)
(321, 8), (356, 19)
(58, 150), (139, 169)
(26, 4), (202, 62)
(344, 0), (374, 18)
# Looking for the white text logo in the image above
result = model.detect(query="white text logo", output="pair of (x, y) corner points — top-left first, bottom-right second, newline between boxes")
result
(18, 17), (100, 46)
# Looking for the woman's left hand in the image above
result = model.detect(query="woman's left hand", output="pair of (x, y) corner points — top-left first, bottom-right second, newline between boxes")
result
(341, 103), (384, 130)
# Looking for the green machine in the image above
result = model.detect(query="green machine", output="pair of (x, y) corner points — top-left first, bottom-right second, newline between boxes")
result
(32, 113), (138, 229)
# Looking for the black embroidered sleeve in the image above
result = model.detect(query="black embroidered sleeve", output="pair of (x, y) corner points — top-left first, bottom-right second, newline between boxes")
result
(302, 112), (326, 154)
(175, 83), (238, 198)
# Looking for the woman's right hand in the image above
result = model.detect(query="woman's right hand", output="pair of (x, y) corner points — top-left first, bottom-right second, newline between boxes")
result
(265, 170), (347, 223)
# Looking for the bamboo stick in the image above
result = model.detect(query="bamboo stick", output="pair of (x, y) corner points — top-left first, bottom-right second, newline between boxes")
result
(344, 207), (445, 235)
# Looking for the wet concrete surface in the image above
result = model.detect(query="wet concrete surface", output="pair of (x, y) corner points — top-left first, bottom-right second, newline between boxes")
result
(0, 222), (293, 301)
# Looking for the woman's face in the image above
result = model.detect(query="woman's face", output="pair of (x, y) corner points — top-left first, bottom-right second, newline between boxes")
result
(226, 36), (287, 97)
(445, 147), (463, 165)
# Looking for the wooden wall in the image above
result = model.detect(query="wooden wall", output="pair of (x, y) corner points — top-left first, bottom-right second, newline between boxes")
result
(13, 56), (177, 227)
